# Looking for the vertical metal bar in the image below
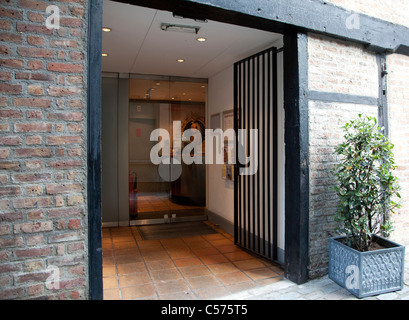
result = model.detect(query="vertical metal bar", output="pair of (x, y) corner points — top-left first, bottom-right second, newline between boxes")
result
(244, 59), (248, 248)
(234, 62), (239, 245)
(272, 49), (278, 261)
(262, 52), (266, 256)
(255, 54), (260, 253)
(267, 50), (272, 259)
(236, 63), (244, 243)
(251, 56), (256, 252)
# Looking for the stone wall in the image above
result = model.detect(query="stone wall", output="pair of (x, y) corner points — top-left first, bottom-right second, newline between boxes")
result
(0, 0), (89, 299)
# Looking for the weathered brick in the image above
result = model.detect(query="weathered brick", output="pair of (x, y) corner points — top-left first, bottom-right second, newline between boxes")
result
(0, 31), (22, 43)
(14, 246), (53, 258)
(17, 47), (54, 59)
(46, 184), (82, 195)
(25, 135), (42, 145)
(46, 160), (83, 169)
(50, 40), (77, 48)
(0, 136), (22, 146)
(0, 45), (10, 55)
(0, 83), (22, 94)
(15, 72), (54, 81)
(0, 186), (21, 196)
(14, 122), (52, 133)
(27, 60), (43, 70)
(14, 221), (53, 234)
(47, 62), (83, 73)
(47, 86), (82, 96)
(0, 148), (9, 159)
(47, 112), (82, 121)
(16, 23), (52, 35)
(46, 136), (82, 145)
(0, 59), (24, 68)
(0, 7), (23, 19)
(18, 0), (48, 11)
(13, 197), (53, 209)
(46, 207), (82, 218)
(15, 148), (52, 158)
(13, 98), (51, 108)
(0, 70), (11, 80)
(0, 162), (20, 170)
(0, 110), (23, 118)
(0, 20), (12, 30)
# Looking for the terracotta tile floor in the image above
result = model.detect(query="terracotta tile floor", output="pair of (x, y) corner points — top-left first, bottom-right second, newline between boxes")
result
(102, 222), (284, 300)
(137, 193), (203, 213)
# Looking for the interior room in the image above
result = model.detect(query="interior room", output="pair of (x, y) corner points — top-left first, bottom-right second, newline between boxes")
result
(101, 0), (285, 300)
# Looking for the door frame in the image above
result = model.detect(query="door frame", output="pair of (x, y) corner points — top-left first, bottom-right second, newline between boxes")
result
(87, 0), (310, 300)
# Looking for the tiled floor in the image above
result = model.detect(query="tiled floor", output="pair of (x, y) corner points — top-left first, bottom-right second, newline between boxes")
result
(102, 222), (284, 300)
(137, 193), (203, 214)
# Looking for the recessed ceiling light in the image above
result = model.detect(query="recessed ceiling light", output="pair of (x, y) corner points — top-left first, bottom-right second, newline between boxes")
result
(102, 53), (109, 57)
(177, 59), (185, 63)
(102, 27), (112, 32)
(196, 37), (207, 42)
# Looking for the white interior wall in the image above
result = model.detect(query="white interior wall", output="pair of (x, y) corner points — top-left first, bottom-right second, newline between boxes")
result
(206, 47), (285, 264)
(207, 65), (235, 223)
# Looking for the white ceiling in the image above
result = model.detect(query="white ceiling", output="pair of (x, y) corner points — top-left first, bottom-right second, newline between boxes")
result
(102, 0), (282, 78)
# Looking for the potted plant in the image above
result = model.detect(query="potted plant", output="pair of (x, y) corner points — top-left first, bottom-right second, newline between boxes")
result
(329, 115), (405, 298)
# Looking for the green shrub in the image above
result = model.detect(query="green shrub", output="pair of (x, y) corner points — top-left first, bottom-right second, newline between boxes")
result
(331, 115), (401, 252)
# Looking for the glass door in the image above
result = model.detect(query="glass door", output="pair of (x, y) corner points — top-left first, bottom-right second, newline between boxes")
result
(128, 76), (207, 225)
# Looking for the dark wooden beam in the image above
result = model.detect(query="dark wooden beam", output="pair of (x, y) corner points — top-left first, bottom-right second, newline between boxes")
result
(283, 32), (310, 284)
(112, 0), (409, 55)
(87, 0), (103, 301)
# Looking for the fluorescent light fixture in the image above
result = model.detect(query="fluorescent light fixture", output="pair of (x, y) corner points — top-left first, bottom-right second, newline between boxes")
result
(161, 23), (200, 34)
(102, 27), (112, 32)
(102, 53), (109, 57)
(172, 13), (208, 23)
(177, 59), (185, 63)
(196, 37), (207, 42)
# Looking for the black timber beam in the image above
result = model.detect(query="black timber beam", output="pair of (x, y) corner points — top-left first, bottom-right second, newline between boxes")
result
(113, 0), (409, 55)
(87, 0), (103, 300)
(283, 32), (310, 284)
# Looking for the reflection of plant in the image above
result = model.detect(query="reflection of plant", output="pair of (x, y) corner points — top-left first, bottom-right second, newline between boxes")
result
(331, 115), (401, 252)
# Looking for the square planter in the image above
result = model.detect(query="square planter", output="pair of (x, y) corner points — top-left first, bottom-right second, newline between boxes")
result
(329, 235), (405, 299)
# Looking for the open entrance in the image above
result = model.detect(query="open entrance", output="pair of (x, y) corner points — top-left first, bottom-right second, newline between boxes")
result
(99, 0), (285, 299)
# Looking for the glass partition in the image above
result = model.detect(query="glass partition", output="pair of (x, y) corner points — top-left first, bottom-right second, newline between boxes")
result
(128, 76), (207, 223)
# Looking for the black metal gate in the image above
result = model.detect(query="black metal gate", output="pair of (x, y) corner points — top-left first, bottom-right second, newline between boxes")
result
(234, 47), (278, 261)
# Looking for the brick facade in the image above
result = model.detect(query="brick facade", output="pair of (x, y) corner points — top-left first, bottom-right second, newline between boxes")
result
(307, 31), (409, 278)
(0, 0), (408, 299)
(0, 0), (88, 299)
(387, 53), (409, 246)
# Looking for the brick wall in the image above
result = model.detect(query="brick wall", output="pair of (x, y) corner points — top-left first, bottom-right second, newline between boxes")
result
(307, 33), (380, 278)
(387, 53), (409, 246)
(0, 0), (88, 299)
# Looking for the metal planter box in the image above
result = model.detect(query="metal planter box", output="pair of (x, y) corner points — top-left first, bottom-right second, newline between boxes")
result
(329, 235), (405, 299)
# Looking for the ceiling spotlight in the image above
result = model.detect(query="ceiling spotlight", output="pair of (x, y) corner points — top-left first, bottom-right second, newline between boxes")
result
(177, 59), (185, 63)
(161, 23), (200, 34)
(196, 37), (207, 42)
(102, 27), (112, 32)
(102, 53), (109, 57)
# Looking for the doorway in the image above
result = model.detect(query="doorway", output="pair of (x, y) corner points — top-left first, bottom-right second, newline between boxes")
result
(88, 1), (306, 300)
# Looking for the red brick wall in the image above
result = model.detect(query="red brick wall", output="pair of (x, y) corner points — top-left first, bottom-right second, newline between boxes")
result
(0, 0), (88, 300)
